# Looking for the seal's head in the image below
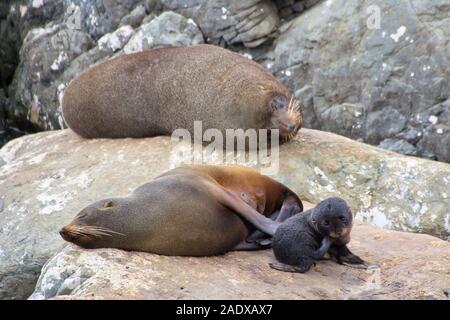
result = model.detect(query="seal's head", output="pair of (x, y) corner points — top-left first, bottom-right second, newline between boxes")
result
(269, 95), (302, 141)
(309, 197), (353, 240)
(59, 198), (128, 249)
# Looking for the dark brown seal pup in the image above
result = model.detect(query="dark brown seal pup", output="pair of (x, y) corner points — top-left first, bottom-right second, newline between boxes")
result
(59, 165), (303, 256)
(62, 44), (302, 142)
(269, 197), (374, 273)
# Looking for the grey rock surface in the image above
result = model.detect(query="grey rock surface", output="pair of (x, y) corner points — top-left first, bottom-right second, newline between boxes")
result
(270, 0), (450, 161)
(159, 0), (281, 48)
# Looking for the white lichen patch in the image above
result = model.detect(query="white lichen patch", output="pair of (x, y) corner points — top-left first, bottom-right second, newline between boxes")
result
(241, 53), (253, 60)
(3, 201), (30, 233)
(390, 26), (407, 43)
(34, 170), (92, 214)
(72, 172), (93, 189)
(356, 206), (391, 229)
(186, 18), (196, 26)
(51, 52), (68, 71)
(26, 24), (59, 43)
(32, 0), (44, 8)
(57, 83), (66, 105)
(19, 5), (27, 16)
(428, 115), (438, 124)
(98, 25), (134, 52)
(37, 191), (74, 215)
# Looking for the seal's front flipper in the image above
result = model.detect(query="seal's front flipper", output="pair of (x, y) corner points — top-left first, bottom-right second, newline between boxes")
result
(269, 262), (312, 273)
(328, 244), (377, 269)
(312, 236), (332, 260)
(208, 182), (280, 236)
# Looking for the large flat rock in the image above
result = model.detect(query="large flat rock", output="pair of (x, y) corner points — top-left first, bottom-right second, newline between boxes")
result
(30, 221), (450, 300)
(1, 128), (449, 299)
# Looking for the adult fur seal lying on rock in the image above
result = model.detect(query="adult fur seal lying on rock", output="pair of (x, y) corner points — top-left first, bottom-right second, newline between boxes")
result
(59, 165), (303, 256)
(269, 197), (375, 273)
(62, 44), (302, 143)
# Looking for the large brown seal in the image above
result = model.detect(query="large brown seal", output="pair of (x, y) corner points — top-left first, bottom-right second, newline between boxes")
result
(59, 165), (303, 256)
(62, 44), (302, 142)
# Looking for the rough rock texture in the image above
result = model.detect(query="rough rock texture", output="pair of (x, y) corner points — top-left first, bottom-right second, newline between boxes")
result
(1, 128), (449, 299)
(158, 0), (280, 48)
(29, 220), (450, 300)
(270, 0), (450, 161)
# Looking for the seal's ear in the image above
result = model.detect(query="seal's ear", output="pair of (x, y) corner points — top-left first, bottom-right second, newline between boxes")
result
(270, 96), (287, 110)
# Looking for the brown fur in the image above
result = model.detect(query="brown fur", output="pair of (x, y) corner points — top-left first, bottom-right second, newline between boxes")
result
(62, 44), (302, 141)
(59, 165), (303, 256)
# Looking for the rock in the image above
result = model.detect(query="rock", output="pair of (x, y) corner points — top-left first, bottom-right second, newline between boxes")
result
(270, 0), (450, 162)
(9, 24), (94, 130)
(122, 11), (204, 54)
(119, 5), (147, 28)
(159, 0), (280, 48)
(29, 220), (450, 300)
(378, 139), (417, 156)
(0, 2), (20, 89)
(1, 128), (449, 299)
(7, 9), (203, 132)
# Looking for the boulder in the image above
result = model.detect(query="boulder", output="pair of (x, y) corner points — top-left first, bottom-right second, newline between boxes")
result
(29, 220), (450, 300)
(269, 0), (450, 161)
(158, 0), (280, 47)
(0, 128), (449, 299)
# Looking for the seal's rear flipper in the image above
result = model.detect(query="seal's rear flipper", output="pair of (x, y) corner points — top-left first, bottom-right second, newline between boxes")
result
(232, 239), (272, 251)
(207, 181), (280, 236)
(269, 262), (312, 273)
(276, 195), (302, 222)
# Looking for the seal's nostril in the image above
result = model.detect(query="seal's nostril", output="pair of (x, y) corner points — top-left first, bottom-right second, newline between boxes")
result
(59, 228), (72, 241)
(288, 124), (296, 132)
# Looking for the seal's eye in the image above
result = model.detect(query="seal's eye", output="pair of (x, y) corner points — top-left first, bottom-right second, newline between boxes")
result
(270, 96), (287, 110)
(77, 213), (87, 219)
(339, 216), (346, 222)
(103, 201), (114, 209)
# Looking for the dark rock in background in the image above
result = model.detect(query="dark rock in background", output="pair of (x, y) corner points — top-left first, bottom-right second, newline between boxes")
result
(269, 0), (450, 162)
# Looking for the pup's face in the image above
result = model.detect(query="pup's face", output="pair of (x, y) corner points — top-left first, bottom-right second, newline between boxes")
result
(59, 198), (126, 249)
(269, 95), (302, 141)
(312, 197), (353, 239)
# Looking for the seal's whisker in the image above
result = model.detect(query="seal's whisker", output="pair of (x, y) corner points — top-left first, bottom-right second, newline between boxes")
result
(82, 225), (126, 237)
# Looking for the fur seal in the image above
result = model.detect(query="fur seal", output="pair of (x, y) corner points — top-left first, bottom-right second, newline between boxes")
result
(59, 165), (303, 256)
(269, 197), (373, 273)
(62, 44), (302, 142)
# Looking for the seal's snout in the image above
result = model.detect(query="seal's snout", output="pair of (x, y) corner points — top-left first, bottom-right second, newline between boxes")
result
(59, 227), (79, 242)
